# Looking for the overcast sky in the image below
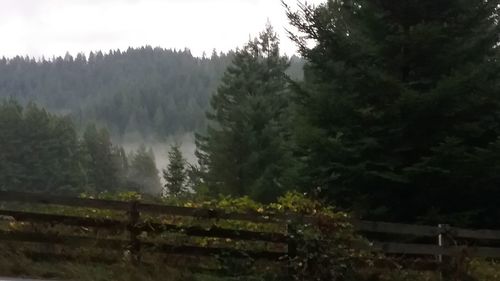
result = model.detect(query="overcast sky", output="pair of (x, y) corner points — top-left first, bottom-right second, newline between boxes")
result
(0, 0), (324, 59)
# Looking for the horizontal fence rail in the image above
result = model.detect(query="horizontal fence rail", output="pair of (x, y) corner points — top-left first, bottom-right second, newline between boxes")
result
(353, 220), (440, 237)
(354, 220), (500, 259)
(369, 242), (500, 258)
(354, 220), (500, 240)
(0, 191), (317, 224)
(0, 209), (288, 243)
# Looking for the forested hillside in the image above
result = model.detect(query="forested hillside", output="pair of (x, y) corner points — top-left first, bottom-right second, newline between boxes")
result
(0, 47), (303, 141)
(0, 100), (162, 195)
(0, 47), (232, 140)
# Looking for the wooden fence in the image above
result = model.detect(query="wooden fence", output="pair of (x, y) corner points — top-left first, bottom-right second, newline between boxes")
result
(0, 190), (305, 278)
(354, 220), (500, 259)
(0, 190), (500, 276)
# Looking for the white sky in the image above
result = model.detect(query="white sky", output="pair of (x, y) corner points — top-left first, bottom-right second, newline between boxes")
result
(0, 0), (325, 59)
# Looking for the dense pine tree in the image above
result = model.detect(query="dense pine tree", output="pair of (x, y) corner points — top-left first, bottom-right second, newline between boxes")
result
(163, 144), (188, 197)
(286, 0), (500, 226)
(128, 145), (162, 195)
(0, 100), (85, 194)
(82, 124), (122, 193)
(196, 25), (297, 202)
(112, 146), (130, 190)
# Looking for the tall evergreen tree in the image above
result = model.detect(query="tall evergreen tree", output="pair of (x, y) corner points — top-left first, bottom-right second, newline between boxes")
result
(82, 124), (120, 193)
(0, 100), (85, 194)
(162, 144), (188, 197)
(196, 25), (296, 202)
(286, 0), (500, 226)
(128, 145), (162, 195)
(112, 146), (130, 189)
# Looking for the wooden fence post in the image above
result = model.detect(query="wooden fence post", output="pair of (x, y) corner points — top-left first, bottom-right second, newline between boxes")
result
(438, 224), (451, 280)
(128, 200), (141, 265)
(287, 223), (298, 280)
(438, 224), (445, 263)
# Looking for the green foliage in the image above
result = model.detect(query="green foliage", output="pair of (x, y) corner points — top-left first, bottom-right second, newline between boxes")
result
(158, 192), (372, 281)
(0, 101), (165, 196)
(196, 25), (299, 203)
(0, 243), (186, 281)
(0, 47), (234, 140)
(285, 0), (500, 227)
(82, 124), (122, 193)
(468, 259), (500, 281)
(163, 144), (188, 196)
(0, 100), (86, 194)
(128, 145), (162, 195)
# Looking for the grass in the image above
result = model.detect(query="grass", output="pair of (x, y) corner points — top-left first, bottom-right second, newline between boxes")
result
(0, 244), (187, 281)
(2, 247), (500, 281)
